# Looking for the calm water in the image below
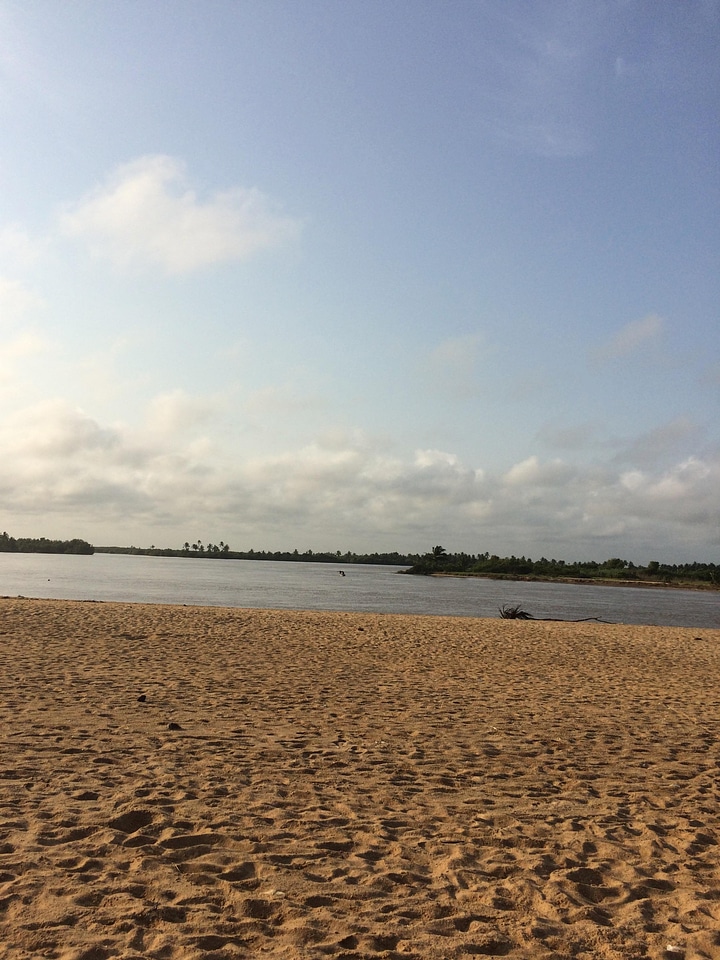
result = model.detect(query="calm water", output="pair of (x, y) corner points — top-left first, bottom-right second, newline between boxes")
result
(0, 552), (718, 629)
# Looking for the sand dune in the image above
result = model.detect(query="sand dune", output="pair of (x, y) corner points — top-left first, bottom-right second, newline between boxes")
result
(1, 598), (719, 959)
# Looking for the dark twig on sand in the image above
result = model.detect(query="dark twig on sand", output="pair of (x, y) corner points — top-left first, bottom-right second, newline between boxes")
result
(499, 604), (534, 620)
(498, 603), (612, 623)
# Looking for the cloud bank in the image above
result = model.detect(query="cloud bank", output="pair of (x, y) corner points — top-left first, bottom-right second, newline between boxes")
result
(0, 397), (717, 560)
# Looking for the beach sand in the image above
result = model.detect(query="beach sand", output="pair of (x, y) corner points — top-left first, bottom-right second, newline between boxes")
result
(1, 598), (719, 960)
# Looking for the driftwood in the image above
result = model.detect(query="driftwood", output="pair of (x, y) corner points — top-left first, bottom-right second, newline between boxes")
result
(498, 604), (612, 623)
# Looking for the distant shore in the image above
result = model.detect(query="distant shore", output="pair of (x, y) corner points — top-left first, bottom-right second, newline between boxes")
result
(432, 571), (720, 592)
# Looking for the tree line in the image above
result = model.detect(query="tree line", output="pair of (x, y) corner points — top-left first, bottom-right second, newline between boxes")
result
(0, 531), (94, 555)
(96, 542), (417, 565)
(407, 546), (719, 585)
(5, 532), (715, 586)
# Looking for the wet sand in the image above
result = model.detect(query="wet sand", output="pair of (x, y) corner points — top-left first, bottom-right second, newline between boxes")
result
(1, 598), (719, 959)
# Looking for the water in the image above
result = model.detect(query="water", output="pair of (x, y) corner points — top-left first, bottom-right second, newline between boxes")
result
(0, 552), (718, 628)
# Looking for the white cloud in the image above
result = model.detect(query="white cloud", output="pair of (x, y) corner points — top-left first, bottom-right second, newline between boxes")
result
(409, 449), (484, 499)
(1, 399), (119, 459)
(0, 398), (215, 527)
(60, 155), (301, 274)
(503, 455), (575, 487)
(645, 457), (713, 504)
(414, 448), (460, 470)
(620, 470), (644, 493)
(592, 313), (665, 361)
(604, 458), (719, 534)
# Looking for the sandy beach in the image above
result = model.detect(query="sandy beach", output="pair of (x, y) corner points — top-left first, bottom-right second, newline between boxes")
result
(1, 598), (719, 960)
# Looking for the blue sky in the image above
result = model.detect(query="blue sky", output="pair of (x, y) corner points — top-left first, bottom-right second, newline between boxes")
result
(0, 0), (718, 561)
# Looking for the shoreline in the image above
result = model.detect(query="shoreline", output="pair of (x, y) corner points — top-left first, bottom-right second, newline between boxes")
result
(431, 571), (720, 591)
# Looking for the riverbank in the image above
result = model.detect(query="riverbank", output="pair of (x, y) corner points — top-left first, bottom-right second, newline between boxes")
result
(1, 598), (719, 959)
(432, 571), (720, 591)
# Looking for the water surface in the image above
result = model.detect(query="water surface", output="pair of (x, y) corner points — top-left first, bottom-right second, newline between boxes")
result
(0, 552), (717, 628)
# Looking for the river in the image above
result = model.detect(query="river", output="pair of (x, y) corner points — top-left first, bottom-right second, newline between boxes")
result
(0, 552), (717, 629)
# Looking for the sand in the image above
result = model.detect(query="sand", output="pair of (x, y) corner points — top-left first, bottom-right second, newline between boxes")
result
(1, 598), (719, 960)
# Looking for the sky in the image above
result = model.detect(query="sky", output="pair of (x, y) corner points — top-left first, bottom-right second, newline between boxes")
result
(0, 0), (718, 562)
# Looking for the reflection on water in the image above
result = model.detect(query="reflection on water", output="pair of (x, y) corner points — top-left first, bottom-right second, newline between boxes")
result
(0, 552), (718, 629)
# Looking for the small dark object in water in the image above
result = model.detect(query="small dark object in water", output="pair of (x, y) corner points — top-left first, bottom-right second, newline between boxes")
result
(167, 722), (182, 731)
(137, 694), (147, 702)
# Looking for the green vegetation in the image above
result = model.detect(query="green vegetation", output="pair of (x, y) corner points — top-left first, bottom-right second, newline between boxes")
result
(407, 547), (719, 587)
(0, 531), (94, 555)
(95, 542), (418, 565)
